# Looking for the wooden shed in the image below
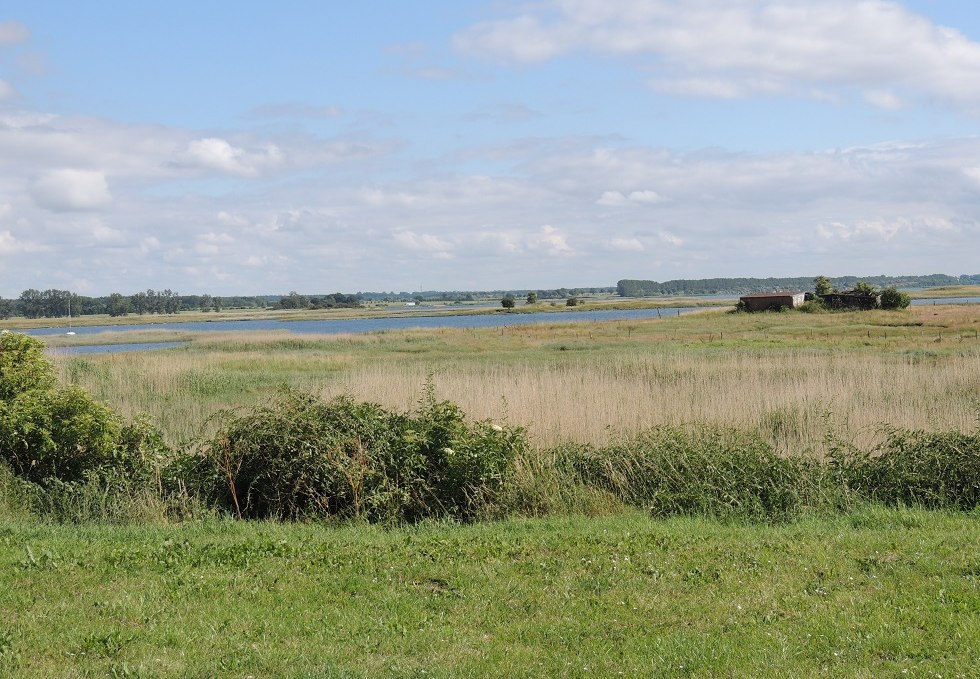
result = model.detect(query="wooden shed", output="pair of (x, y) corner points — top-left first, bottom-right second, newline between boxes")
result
(739, 292), (806, 311)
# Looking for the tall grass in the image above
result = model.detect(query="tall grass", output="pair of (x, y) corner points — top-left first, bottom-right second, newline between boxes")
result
(53, 322), (980, 453)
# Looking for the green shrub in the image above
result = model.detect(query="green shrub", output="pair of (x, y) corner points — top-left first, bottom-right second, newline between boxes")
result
(554, 425), (840, 521)
(833, 428), (980, 509)
(0, 331), (55, 399)
(798, 299), (827, 313)
(879, 287), (911, 309)
(194, 388), (526, 523)
(0, 386), (123, 484)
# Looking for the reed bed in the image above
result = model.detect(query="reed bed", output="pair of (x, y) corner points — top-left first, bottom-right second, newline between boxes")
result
(48, 304), (980, 455)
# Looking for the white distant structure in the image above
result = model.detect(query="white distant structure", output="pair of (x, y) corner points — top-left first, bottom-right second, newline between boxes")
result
(66, 295), (76, 335)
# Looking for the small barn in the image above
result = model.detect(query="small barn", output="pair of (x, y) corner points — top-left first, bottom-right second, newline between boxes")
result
(739, 292), (806, 312)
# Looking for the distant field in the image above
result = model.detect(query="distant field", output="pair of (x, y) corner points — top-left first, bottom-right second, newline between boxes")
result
(909, 284), (980, 299)
(1, 509), (977, 678)
(49, 304), (980, 452)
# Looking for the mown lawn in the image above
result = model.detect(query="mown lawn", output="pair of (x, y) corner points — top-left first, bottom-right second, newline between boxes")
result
(2, 508), (977, 678)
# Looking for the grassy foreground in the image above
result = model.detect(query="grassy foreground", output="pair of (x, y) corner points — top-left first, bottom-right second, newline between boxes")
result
(1, 509), (977, 678)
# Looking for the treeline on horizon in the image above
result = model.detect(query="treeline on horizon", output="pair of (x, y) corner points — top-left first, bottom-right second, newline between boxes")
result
(0, 286), (615, 320)
(616, 273), (980, 297)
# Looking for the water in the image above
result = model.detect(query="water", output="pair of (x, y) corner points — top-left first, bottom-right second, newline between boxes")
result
(16, 296), (977, 355)
(910, 297), (980, 305)
(21, 306), (702, 339)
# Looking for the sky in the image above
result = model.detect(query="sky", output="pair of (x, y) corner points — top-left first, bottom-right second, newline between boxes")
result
(1, 0), (979, 297)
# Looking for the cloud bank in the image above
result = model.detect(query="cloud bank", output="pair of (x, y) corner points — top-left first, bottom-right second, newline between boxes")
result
(455, 0), (980, 112)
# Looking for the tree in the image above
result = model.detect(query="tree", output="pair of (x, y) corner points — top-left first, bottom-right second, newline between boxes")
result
(566, 297), (580, 306)
(501, 295), (515, 309)
(18, 289), (43, 319)
(880, 287), (911, 309)
(130, 291), (149, 315)
(106, 293), (130, 317)
(199, 294), (213, 312)
(814, 275), (832, 297)
(526, 292), (538, 305)
(0, 297), (12, 320)
(853, 281), (877, 296)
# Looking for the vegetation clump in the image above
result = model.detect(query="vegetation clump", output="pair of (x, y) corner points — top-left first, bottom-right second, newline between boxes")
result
(0, 331), (173, 518)
(832, 427), (980, 509)
(880, 287), (912, 309)
(192, 385), (526, 523)
(550, 426), (839, 521)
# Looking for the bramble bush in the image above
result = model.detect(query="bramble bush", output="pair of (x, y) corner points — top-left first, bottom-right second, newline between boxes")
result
(192, 385), (527, 523)
(831, 427), (980, 510)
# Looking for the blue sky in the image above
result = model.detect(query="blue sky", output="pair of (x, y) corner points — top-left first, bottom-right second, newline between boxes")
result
(1, 1), (979, 296)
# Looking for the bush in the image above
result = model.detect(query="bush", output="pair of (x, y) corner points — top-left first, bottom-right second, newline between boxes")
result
(566, 297), (580, 306)
(194, 388), (527, 523)
(798, 299), (827, 313)
(833, 428), (980, 509)
(0, 331), (172, 491)
(0, 385), (123, 484)
(554, 425), (839, 521)
(880, 287), (911, 309)
(0, 331), (55, 399)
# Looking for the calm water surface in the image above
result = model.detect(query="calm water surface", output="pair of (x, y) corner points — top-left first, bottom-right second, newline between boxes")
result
(24, 306), (701, 339)
(20, 296), (978, 355)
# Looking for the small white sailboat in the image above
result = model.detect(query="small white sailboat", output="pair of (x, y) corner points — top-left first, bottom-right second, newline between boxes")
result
(66, 295), (76, 336)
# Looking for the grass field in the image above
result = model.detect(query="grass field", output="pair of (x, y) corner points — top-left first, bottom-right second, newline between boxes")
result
(3, 302), (977, 678)
(49, 304), (980, 451)
(1, 508), (977, 678)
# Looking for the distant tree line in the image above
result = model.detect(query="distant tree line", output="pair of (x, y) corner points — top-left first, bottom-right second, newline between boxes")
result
(276, 292), (362, 310)
(359, 287), (614, 303)
(0, 289), (273, 320)
(617, 274), (980, 297)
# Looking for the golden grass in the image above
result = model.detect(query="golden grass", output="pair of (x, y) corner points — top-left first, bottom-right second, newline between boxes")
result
(49, 305), (980, 453)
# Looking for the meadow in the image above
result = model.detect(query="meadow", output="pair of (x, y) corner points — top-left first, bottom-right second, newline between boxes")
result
(1, 302), (978, 678)
(1, 509), (978, 677)
(50, 303), (980, 452)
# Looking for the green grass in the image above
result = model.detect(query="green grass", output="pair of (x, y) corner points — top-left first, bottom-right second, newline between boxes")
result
(0, 509), (977, 678)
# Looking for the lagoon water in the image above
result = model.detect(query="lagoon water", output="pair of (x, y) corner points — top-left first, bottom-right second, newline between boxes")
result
(22, 296), (978, 355)
(26, 306), (702, 354)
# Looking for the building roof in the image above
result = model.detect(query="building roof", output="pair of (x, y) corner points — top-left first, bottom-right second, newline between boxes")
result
(739, 292), (805, 298)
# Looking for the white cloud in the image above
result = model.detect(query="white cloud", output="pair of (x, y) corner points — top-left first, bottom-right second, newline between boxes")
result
(455, 0), (980, 112)
(0, 229), (42, 254)
(596, 190), (627, 206)
(0, 21), (30, 45)
(607, 237), (644, 252)
(863, 90), (904, 110)
(0, 80), (16, 101)
(529, 224), (573, 255)
(30, 169), (112, 212)
(194, 232), (235, 255)
(175, 138), (284, 177)
(392, 230), (454, 252)
(597, 189), (665, 206)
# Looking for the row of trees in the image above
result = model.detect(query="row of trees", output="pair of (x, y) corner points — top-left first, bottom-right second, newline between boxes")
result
(618, 274), (975, 297)
(0, 289), (227, 320)
(277, 292), (362, 310)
